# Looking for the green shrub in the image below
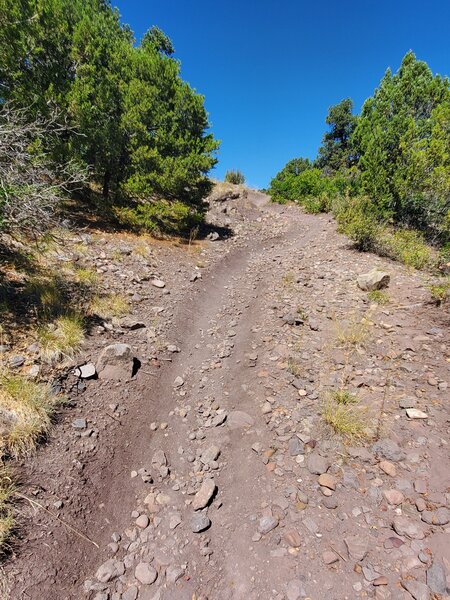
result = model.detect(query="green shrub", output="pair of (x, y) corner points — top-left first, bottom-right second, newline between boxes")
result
(224, 170), (245, 185)
(116, 200), (204, 236)
(380, 229), (432, 269)
(367, 290), (390, 305)
(334, 195), (382, 250)
(427, 277), (450, 305)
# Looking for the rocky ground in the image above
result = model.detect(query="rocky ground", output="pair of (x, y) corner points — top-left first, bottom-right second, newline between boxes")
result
(3, 190), (450, 600)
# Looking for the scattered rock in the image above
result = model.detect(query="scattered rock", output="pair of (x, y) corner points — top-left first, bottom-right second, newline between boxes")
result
(136, 514), (149, 529)
(307, 454), (329, 475)
(383, 489), (404, 505)
(74, 363), (97, 379)
(95, 559), (125, 583)
(401, 579), (430, 600)
(122, 587), (138, 600)
(228, 410), (255, 430)
(379, 461), (397, 477)
(72, 418), (87, 430)
(426, 561), (447, 595)
(406, 408), (428, 420)
(289, 437), (305, 456)
(322, 550), (339, 565)
(286, 578), (306, 600)
(200, 445), (220, 464)
(191, 513), (211, 533)
(393, 516), (426, 539)
(192, 479), (216, 510)
(166, 565), (185, 584)
(173, 376), (184, 388)
(119, 317), (146, 330)
(9, 355), (25, 368)
(318, 473), (336, 490)
(284, 529), (301, 548)
(135, 562), (158, 585)
(421, 508), (449, 525)
(344, 536), (369, 561)
(373, 439), (405, 462)
(151, 279), (165, 288)
(258, 516), (279, 535)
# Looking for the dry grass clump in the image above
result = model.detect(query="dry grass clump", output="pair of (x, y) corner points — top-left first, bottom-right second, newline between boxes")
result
(332, 388), (358, 405)
(287, 358), (302, 378)
(283, 272), (294, 285)
(75, 266), (99, 286)
(322, 394), (369, 441)
(25, 275), (63, 316)
(90, 294), (129, 319)
(0, 465), (14, 555)
(0, 373), (57, 458)
(38, 313), (84, 364)
(0, 372), (61, 554)
(335, 312), (371, 348)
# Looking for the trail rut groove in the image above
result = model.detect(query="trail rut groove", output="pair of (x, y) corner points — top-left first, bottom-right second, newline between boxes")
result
(5, 193), (450, 600)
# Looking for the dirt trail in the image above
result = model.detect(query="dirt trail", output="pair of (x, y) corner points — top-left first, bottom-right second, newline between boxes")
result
(4, 192), (450, 600)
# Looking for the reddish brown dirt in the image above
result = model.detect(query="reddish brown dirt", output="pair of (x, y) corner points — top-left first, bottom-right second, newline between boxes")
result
(3, 192), (449, 600)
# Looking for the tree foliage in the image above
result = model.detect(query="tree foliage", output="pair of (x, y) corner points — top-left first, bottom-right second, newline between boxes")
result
(0, 0), (219, 222)
(316, 98), (357, 172)
(270, 52), (450, 246)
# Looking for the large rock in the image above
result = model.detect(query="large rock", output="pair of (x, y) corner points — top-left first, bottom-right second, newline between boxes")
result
(96, 343), (134, 380)
(357, 269), (390, 292)
(192, 479), (216, 511)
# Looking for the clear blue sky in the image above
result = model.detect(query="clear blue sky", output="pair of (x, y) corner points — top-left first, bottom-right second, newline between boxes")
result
(114, 0), (450, 189)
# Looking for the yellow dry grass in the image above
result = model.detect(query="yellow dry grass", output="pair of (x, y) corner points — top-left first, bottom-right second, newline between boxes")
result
(0, 373), (57, 459)
(90, 294), (129, 320)
(38, 313), (84, 364)
(322, 396), (369, 441)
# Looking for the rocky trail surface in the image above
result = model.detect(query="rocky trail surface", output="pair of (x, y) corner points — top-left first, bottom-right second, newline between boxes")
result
(4, 191), (450, 600)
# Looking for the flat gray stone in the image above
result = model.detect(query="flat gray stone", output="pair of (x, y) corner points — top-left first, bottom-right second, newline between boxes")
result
(373, 439), (405, 462)
(401, 580), (430, 600)
(258, 516), (279, 535)
(286, 578), (306, 600)
(393, 516), (426, 539)
(228, 410), (255, 430)
(122, 586), (139, 600)
(307, 453), (329, 475)
(426, 561), (447, 594)
(95, 559), (125, 583)
(191, 513), (211, 533)
(289, 437), (305, 456)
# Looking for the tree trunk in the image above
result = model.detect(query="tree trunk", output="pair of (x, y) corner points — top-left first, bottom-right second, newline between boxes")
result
(103, 170), (111, 199)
